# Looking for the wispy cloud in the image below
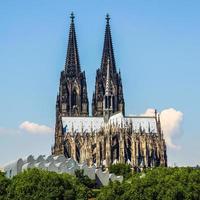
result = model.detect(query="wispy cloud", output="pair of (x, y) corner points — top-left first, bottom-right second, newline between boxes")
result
(143, 108), (183, 149)
(19, 121), (53, 134)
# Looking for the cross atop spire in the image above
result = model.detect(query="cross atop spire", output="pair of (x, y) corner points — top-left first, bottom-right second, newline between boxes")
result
(70, 12), (75, 21)
(65, 12), (81, 76)
(106, 14), (110, 22)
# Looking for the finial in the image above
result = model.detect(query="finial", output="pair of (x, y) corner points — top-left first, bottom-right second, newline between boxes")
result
(106, 14), (110, 22)
(70, 12), (75, 22)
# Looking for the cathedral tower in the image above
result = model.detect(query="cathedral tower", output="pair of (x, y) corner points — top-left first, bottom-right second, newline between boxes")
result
(52, 13), (89, 155)
(92, 14), (125, 117)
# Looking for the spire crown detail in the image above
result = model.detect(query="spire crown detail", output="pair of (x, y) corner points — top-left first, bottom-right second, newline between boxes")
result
(65, 12), (81, 76)
(100, 14), (116, 74)
(106, 14), (110, 22)
(70, 12), (75, 22)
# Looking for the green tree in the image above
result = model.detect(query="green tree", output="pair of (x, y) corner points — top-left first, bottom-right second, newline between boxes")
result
(97, 181), (129, 200)
(6, 168), (87, 200)
(97, 167), (200, 200)
(0, 171), (11, 200)
(108, 163), (132, 179)
(75, 169), (97, 199)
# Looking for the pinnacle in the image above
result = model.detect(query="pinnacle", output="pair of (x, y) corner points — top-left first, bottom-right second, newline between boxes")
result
(106, 13), (110, 22)
(70, 12), (75, 21)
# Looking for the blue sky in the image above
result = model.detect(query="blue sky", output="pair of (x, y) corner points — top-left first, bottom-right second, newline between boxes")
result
(0, 0), (200, 166)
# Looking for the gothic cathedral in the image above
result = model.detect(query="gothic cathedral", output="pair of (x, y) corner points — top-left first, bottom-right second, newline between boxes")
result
(52, 13), (167, 169)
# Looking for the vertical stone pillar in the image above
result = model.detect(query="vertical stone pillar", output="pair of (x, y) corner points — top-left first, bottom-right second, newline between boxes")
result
(88, 144), (93, 167)
(106, 129), (111, 167)
(135, 139), (139, 167)
(86, 138), (93, 166)
(131, 135), (136, 166)
(156, 141), (161, 166)
(102, 138), (105, 161)
(80, 144), (85, 164)
(96, 137), (100, 167)
(119, 129), (125, 163)
(143, 138), (147, 167)
(160, 140), (167, 167)
(72, 140), (76, 161)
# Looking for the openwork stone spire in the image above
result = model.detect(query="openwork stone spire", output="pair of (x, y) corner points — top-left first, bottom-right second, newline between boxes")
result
(53, 13), (89, 156)
(65, 12), (81, 76)
(101, 14), (116, 75)
(92, 14), (125, 117)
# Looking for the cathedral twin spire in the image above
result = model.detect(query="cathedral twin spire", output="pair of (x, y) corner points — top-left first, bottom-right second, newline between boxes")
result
(101, 14), (117, 75)
(65, 12), (81, 77)
(55, 13), (89, 118)
(59, 12), (125, 118)
(92, 14), (125, 117)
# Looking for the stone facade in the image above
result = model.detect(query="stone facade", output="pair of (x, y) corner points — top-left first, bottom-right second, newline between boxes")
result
(52, 13), (167, 169)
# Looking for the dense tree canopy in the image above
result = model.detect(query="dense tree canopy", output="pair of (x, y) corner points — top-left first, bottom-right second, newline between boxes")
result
(2, 168), (88, 200)
(0, 171), (10, 200)
(108, 163), (132, 179)
(97, 167), (200, 200)
(0, 167), (199, 200)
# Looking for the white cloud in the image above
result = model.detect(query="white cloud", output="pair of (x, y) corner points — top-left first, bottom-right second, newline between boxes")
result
(142, 108), (156, 116)
(142, 108), (183, 149)
(19, 121), (53, 134)
(160, 108), (183, 149)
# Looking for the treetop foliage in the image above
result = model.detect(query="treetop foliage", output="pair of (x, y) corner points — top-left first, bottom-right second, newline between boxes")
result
(0, 167), (199, 200)
(108, 163), (132, 179)
(97, 167), (200, 200)
(1, 168), (87, 200)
